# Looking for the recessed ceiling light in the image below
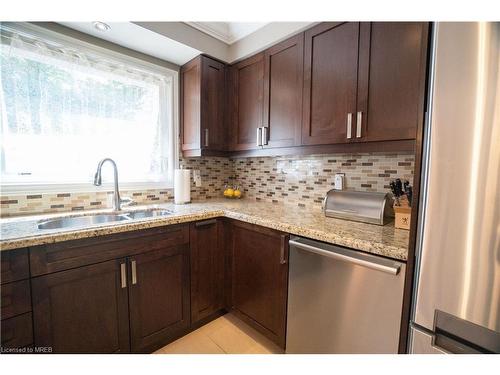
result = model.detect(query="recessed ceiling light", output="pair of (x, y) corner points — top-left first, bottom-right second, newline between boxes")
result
(92, 21), (111, 32)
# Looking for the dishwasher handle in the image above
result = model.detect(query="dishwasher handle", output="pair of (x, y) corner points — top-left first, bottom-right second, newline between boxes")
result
(289, 239), (401, 275)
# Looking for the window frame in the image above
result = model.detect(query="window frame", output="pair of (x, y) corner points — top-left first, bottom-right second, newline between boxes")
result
(0, 22), (179, 195)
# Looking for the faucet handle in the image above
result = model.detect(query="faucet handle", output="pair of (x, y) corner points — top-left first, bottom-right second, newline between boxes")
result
(120, 197), (135, 207)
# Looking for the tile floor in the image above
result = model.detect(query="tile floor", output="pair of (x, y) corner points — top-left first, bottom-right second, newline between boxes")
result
(154, 313), (284, 354)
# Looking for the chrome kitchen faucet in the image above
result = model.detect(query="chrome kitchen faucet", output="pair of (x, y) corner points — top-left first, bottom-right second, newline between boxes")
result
(93, 158), (132, 211)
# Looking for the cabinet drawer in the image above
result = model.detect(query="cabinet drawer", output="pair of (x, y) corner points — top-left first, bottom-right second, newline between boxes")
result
(1, 312), (33, 349)
(30, 224), (189, 276)
(1, 248), (29, 284)
(1, 280), (31, 320)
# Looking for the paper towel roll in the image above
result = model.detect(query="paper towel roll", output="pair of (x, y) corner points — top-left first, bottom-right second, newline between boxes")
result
(174, 169), (191, 204)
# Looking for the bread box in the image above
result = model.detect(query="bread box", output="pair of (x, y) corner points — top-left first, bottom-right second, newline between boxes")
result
(321, 190), (394, 225)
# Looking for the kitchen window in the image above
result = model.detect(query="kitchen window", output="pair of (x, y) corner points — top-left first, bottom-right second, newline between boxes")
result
(0, 23), (178, 193)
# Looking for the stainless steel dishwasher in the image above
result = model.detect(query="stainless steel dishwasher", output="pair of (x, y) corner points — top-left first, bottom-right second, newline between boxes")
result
(286, 236), (406, 353)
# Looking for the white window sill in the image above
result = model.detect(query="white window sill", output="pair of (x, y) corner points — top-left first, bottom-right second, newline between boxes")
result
(0, 182), (173, 196)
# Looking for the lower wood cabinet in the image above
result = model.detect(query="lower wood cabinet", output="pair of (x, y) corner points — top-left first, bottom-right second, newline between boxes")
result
(1, 247), (29, 284)
(1, 248), (33, 352)
(190, 219), (225, 325)
(3, 219), (292, 353)
(32, 259), (130, 354)
(128, 244), (190, 353)
(1, 312), (33, 350)
(229, 221), (289, 348)
(30, 225), (191, 354)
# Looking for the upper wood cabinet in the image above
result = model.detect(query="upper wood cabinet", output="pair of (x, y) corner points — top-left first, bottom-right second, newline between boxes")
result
(228, 53), (265, 151)
(183, 22), (428, 156)
(302, 22), (428, 146)
(181, 55), (226, 156)
(302, 22), (360, 146)
(229, 221), (289, 349)
(356, 22), (429, 142)
(262, 33), (304, 148)
(190, 219), (225, 324)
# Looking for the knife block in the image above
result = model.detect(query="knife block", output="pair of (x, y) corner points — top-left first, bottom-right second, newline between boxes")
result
(394, 196), (411, 230)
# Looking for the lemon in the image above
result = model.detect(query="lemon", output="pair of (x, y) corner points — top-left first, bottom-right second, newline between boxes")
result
(233, 189), (242, 198)
(225, 188), (234, 197)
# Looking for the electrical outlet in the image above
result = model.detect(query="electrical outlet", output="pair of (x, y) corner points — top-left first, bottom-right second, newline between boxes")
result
(193, 170), (202, 187)
(334, 173), (345, 190)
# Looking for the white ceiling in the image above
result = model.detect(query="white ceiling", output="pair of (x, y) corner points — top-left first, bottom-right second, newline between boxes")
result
(59, 22), (201, 66)
(59, 22), (314, 65)
(185, 22), (268, 44)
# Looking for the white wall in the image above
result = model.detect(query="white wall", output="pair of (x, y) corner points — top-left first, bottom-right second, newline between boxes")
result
(134, 22), (230, 62)
(134, 21), (317, 64)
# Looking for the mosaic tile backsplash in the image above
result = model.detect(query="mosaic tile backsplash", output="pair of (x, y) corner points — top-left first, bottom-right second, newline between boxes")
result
(0, 153), (413, 217)
(231, 153), (414, 207)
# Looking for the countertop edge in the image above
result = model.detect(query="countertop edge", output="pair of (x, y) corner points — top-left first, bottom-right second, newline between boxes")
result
(222, 210), (407, 261)
(0, 209), (408, 261)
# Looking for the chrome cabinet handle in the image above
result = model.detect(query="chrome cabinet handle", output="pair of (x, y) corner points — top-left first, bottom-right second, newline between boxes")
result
(120, 263), (127, 288)
(204, 128), (209, 147)
(280, 236), (288, 265)
(131, 260), (137, 285)
(195, 219), (217, 227)
(346, 113), (352, 139)
(289, 239), (401, 275)
(256, 127), (263, 147)
(262, 126), (268, 145)
(356, 111), (362, 138)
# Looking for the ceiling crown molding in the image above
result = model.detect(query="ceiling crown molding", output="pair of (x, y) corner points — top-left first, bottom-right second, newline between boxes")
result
(185, 22), (267, 45)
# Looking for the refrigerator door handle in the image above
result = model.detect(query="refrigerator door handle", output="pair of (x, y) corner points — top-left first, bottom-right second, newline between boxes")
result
(433, 310), (500, 353)
(289, 239), (401, 275)
(410, 326), (448, 354)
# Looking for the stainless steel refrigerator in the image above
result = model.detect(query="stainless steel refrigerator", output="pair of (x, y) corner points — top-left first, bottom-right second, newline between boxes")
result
(409, 22), (500, 354)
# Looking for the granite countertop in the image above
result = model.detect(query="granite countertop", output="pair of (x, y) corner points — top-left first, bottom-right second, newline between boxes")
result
(0, 199), (410, 261)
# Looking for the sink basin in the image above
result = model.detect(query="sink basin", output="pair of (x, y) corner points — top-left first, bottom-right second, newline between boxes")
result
(37, 209), (173, 230)
(125, 209), (173, 220)
(37, 214), (131, 230)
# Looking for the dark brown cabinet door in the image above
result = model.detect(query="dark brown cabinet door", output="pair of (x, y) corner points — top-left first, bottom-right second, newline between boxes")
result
(356, 22), (429, 142)
(302, 22), (360, 146)
(228, 53), (265, 151)
(262, 33), (304, 148)
(190, 219), (224, 324)
(1, 312), (33, 350)
(181, 55), (226, 155)
(230, 221), (289, 348)
(128, 244), (190, 353)
(181, 58), (201, 151)
(201, 56), (226, 151)
(1, 280), (31, 320)
(32, 259), (130, 353)
(1, 248), (29, 284)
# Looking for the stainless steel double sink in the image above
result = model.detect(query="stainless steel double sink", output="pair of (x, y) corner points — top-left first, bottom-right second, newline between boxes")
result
(37, 209), (173, 230)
